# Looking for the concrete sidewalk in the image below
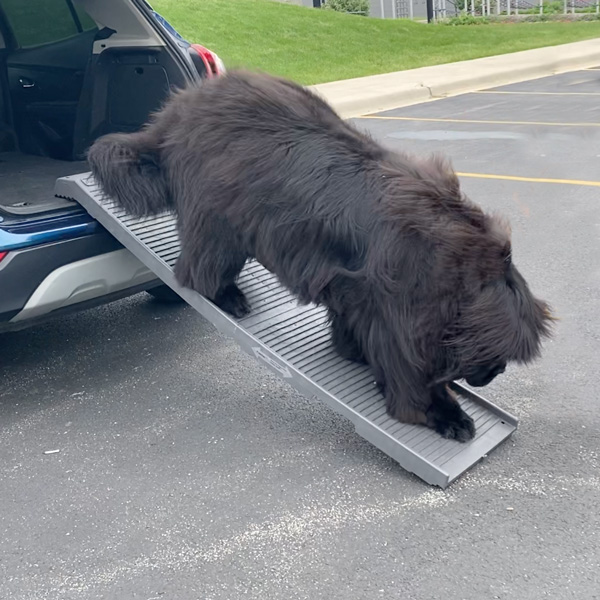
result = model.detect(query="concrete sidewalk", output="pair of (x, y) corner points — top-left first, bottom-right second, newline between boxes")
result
(309, 38), (600, 118)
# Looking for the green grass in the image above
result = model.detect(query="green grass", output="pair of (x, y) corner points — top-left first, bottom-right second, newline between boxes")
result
(152, 0), (600, 85)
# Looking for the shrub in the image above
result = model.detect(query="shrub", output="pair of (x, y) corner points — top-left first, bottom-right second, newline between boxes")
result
(324, 0), (370, 16)
(445, 13), (490, 24)
(542, 1), (565, 14)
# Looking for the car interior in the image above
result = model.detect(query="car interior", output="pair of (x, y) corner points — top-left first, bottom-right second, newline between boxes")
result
(0, 0), (189, 218)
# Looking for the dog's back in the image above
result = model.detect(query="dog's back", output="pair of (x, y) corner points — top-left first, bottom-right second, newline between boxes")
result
(146, 71), (393, 300)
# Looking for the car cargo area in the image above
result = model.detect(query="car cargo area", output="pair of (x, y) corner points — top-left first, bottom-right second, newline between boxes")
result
(0, 152), (86, 216)
(0, 0), (189, 219)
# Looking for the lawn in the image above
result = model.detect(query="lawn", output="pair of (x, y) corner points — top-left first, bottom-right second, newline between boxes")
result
(151, 0), (600, 85)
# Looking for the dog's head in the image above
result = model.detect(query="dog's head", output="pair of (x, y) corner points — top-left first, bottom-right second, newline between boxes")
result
(442, 218), (554, 388)
(451, 262), (554, 387)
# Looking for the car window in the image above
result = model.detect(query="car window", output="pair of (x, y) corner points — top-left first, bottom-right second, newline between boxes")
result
(1, 0), (96, 48)
(73, 4), (97, 32)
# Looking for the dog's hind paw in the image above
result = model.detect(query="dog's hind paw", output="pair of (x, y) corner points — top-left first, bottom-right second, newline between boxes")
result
(428, 407), (476, 443)
(214, 284), (251, 319)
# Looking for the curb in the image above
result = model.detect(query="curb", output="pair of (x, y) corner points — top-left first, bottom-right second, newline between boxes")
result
(309, 39), (600, 118)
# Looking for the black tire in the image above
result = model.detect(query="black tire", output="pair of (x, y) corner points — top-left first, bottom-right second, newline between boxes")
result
(146, 284), (185, 303)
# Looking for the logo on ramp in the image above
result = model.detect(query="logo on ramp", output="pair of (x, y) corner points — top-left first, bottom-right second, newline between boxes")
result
(252, 346), (292, 378)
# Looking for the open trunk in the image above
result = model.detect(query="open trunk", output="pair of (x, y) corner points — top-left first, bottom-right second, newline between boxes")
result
(0, 0), (190, 221)
(0, 152), (86, 217)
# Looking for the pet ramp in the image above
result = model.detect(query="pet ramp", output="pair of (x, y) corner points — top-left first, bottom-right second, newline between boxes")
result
(55, 173), (518, 489)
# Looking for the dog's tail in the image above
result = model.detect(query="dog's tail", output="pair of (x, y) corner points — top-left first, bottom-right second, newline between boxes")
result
(87, 130), (171, 217)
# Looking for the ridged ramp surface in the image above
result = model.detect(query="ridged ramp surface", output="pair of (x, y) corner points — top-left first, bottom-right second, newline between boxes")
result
(55, 173), (518, 488)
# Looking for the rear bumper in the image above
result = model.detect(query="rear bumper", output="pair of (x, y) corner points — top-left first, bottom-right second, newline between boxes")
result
(0, 231), (158, 330)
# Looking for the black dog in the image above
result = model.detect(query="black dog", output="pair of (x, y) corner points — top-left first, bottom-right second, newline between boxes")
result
(87, 70), (553, 442)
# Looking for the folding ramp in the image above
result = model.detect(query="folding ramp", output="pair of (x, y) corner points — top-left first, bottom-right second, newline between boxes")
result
(55, 173), (518, 489)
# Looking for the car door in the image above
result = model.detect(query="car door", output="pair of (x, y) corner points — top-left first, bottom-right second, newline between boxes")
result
(1, 0), (97, 159)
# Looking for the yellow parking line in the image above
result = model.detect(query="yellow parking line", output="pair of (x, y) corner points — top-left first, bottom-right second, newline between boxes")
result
(473, 90), (600, 96)
(356, 115), (600, 127)
(457, 172), (600, 188)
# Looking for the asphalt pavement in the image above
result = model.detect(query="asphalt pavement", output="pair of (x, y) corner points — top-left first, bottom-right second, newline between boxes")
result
(1, 68), (599, 600)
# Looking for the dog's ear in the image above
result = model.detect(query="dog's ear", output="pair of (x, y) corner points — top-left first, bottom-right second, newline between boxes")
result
(505, 265), (555, 358)
(450, 271), (553, 367)
(487, 214), (512, 251)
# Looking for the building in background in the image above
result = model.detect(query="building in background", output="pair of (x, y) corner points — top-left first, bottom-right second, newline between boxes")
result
(292, 0), (430, 18)
(370, 0), (429, 18)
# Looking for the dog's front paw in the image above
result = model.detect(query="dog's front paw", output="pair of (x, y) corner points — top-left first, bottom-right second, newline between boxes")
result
(427, 406), (476, 443)
(215, 284), (251, 318)
(336, 343), (367, 364)
(375, 378), (387, 397)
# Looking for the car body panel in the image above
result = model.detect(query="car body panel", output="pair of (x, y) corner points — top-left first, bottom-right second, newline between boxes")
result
(10, 247), (155, 322)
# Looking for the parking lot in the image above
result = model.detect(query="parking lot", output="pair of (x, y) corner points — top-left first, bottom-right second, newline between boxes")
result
(1, 68), (599, 599)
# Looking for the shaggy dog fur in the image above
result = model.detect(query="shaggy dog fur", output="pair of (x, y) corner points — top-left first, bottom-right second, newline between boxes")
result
(87, 70), (553, 442)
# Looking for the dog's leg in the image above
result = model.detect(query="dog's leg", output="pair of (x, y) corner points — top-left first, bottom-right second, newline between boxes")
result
(174, 212), (250, 318)
(425, 384), (476, 443)
(369, 361), (428, 425)
(212, 281), (250, 319)
(388, 398), (429, 425)
(365, 317), (475, 441)
(360, 318), (429, 425)
(330, 311), (367, 364)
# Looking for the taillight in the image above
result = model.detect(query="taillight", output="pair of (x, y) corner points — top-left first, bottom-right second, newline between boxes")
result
(190, 44), (224, 79)
(0, 251), (7, 263)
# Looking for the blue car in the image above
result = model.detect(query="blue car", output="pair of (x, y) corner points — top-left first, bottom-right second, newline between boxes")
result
(0, 0), (224, 331)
